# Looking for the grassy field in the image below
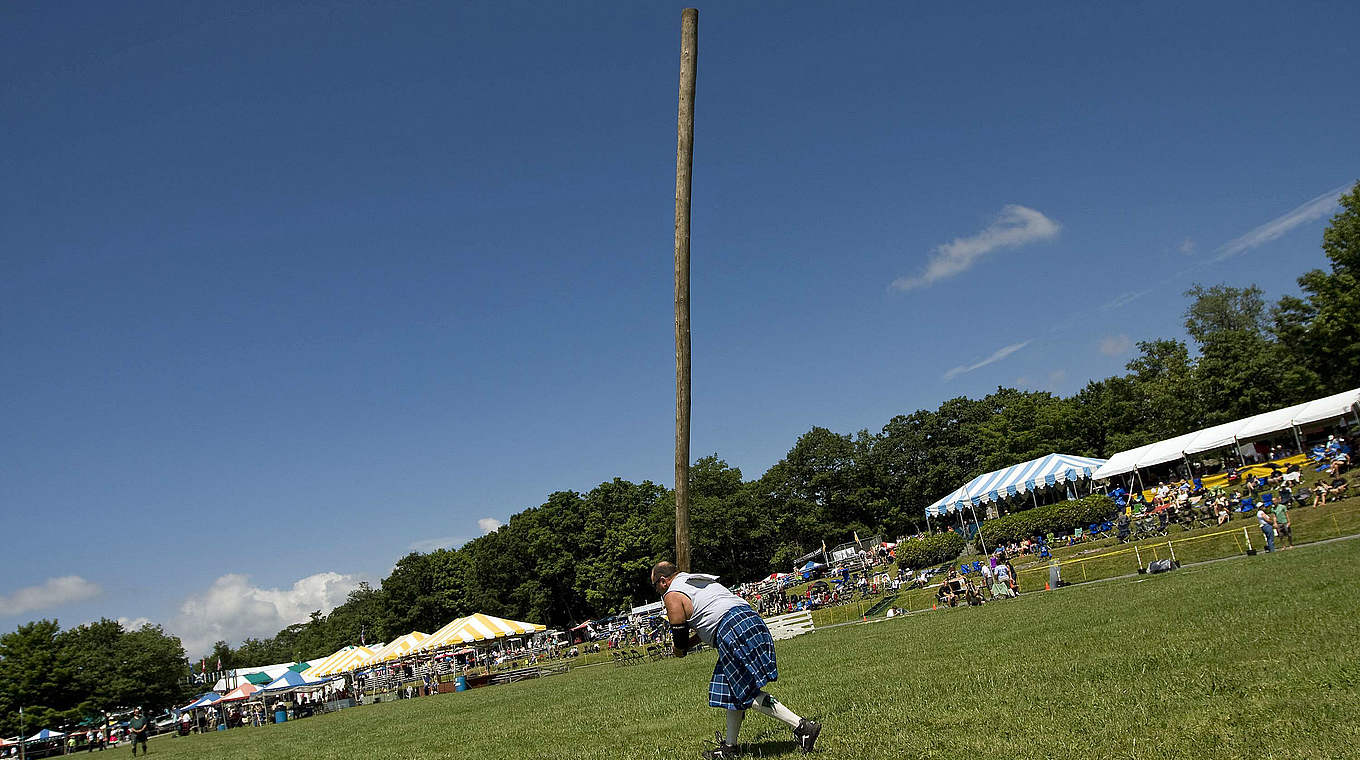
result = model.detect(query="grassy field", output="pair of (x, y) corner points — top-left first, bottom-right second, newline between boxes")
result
(148, 537), (1360, 760)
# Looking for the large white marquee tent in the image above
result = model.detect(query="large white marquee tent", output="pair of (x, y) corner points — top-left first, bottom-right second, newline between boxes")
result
(1092, 387), (1360, 480)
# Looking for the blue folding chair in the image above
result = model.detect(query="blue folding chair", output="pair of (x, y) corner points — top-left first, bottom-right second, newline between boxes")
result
(1238, 496), (1255, 514)
(971, 561), (982, 573)
(1260, 493), (1275, 508)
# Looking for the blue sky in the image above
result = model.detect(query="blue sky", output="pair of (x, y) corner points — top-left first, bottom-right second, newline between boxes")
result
(2, 1), (1355, 656)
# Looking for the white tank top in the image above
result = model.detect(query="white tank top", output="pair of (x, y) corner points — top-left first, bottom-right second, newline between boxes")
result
(665, 572), (747, 645)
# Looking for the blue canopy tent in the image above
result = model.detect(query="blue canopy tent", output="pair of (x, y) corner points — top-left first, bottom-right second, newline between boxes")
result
(260, 668), (331, 694)
(926, 454), (1107, 517)
(26, 729), (65, 742)
(924, 454), (1107, 550)
(181, 692), (222, 710)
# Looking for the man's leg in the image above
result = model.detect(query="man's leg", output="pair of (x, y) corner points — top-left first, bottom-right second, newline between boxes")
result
(751, 691), (821, 752)
(725, 709), (744, 746)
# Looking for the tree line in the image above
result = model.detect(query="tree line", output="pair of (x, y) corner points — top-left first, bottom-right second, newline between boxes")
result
(5, 183), (1357, 725)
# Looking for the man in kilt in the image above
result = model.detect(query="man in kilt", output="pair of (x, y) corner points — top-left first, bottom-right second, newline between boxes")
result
(652, 562), (821, 758)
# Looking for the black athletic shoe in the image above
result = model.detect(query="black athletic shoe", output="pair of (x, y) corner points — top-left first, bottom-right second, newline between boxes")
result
(700, 731), (739, 759)
(794, 718), (822, 753)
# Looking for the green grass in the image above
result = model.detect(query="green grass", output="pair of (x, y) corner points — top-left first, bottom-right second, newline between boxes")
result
(146, 537), (1360, 760)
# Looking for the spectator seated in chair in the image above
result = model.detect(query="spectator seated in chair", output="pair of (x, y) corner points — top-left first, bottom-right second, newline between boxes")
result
(1328, 476), (1348, 499)
(1313, 482), (1331, 507)
(936, 578), (959, 607)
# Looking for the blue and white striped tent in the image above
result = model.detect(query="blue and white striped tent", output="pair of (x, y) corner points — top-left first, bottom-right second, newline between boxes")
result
(925, 453), (1107, 516)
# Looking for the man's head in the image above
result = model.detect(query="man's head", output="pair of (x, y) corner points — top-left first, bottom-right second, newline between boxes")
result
(650, 561), (679, 593)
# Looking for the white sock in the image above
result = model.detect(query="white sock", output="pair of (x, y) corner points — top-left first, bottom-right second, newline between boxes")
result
(750, 691), (802, 729)
(725, 709), (745, 745)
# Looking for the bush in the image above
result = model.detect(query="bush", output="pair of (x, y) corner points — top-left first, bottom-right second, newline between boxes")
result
(895, 532), (966, 570)
(972, 494), (1116, 551)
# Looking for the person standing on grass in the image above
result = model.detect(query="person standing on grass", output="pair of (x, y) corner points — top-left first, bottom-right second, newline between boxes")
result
(128, 708), (150, 756)
(1257, 503), (1276, 553)
(651, 561), (821, 759)
(1273, 498), (1293, 549)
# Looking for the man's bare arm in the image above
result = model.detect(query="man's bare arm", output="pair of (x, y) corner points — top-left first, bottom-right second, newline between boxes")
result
(663, 592), (699, 657)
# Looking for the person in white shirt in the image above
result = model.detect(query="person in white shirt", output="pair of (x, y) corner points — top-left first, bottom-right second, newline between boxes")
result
(652, 562), (821, 758)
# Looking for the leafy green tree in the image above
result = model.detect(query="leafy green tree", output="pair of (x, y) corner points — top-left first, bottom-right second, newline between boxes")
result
(0, 620), (69, 735)
(1124, 339), (1201, 437)
(109, 623), (190, 714)
(1274, 181), (1360, 391)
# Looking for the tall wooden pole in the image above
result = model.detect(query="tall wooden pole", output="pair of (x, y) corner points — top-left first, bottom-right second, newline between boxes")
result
(673, 8), (698, 572)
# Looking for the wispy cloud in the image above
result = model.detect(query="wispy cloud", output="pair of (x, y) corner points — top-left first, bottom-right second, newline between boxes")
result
(1214, 185), (1349, 261)
(118, 616), (153, 631)
(1100, 289), (1152, 311)
(0, 576), (101, 617)
(1099, 334), (1133, 356)
(894, 205), (1060, 290)
(943, 340), (1032, 380)
(1178, 238), (1196, 255)
(478, 517), (503, 533)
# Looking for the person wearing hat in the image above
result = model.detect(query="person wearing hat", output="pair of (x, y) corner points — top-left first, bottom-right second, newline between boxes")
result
(128, 709), (150, 755)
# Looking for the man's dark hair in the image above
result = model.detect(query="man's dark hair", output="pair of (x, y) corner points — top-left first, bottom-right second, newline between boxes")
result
(651, 561), (679, 585)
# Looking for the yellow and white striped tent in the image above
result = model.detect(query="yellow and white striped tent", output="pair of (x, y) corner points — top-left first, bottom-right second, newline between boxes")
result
(368, 631), (430, 663)
(420, 613), (546, 651)
(308, 645), (377, 676)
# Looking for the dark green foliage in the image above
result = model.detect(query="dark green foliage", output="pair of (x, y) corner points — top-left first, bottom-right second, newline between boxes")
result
(0, 619), (190, 736)
(894, 532), (966, 570)
(972, 495), (1116, 550)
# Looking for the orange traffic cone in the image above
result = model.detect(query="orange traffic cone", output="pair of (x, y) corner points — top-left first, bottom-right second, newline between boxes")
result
(932, 603), (937, 610)
(1045, 581), (1051, 590)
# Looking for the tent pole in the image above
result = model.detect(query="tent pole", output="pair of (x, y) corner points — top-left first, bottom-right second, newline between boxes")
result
(1291, 425), (1303, 456)
(969, 503), (988, 555)
(1232, 437), (1247, 467)
(1183, 454), (1193, 481)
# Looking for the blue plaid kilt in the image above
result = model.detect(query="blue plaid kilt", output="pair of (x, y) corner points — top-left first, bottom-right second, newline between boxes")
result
(707, 605), (778, 710)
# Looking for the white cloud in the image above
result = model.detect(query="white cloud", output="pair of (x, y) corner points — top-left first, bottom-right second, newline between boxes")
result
(1214, 185), (1348, 261)
(477, 517), (503, 534)
(118, 616), (153, 631)
(943, 340), (1032, 380)
(0, 576), (101, 616)
(1047, 369), (1067, 386)
(894, 205), (1060, 290)
(172, 572), (363, 656)
(1099, 334), (1133, 356)
(1178, 238), (1196, 255)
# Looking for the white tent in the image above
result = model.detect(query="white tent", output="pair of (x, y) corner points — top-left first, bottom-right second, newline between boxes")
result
(1231, 402), (1310, 442)
(1089, 443), (1157, 480)
(1289, 387), (1360, 427)
(1182, 419), (1252, 456)
(1093, 388), (1360, 480)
